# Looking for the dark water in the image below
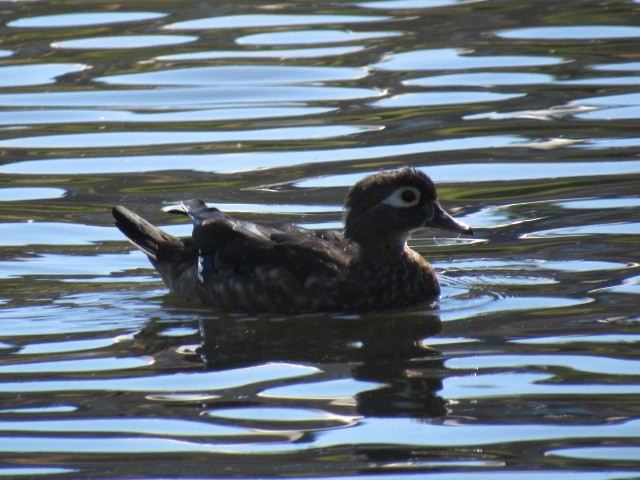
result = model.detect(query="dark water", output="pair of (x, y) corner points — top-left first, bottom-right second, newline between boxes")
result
(1, 0), (639, 478)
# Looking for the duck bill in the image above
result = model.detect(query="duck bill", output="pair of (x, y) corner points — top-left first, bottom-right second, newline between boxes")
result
(428, 202), (473, 235)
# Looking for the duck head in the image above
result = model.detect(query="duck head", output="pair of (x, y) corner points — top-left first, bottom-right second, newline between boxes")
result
(344, 167), (472, 247)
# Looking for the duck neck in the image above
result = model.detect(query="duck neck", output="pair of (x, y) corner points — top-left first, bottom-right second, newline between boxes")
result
(347, 232), (410, 256)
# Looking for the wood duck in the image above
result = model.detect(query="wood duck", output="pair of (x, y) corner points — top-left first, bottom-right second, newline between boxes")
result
(113, 167), (472, 313)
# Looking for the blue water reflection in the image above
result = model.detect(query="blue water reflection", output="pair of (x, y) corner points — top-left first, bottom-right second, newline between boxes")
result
(360, 0), (479, 8)
(373, 48), (564, 70)
(0, 187), (65, 201)
(158, 46), (365, 60)
(96, 65), (368, 86)
(372, 91), (523, 107)
(0, 64), (87, 87)
(0, 85), (380, 107)
(0, 106), (332, 125)
(498, 25), (640, 40)
(549, 446), (640, 461)
(8, 11), (166, 28)
(53, 35), (197, 49)
(0, 125), (378, 149)
(0, 364), (319, 393)
(238, 29), (401, 45)
(165, 14), (391, 30)
(406, 72), (554, 86)
(0, 136), (524, 174)
(294, 161), (640, 187)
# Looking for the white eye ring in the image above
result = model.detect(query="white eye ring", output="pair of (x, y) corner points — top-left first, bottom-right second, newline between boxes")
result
(382, 186), (421, 208)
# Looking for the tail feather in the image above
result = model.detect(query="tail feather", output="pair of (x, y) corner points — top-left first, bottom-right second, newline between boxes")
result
(112, 206), (183, 260)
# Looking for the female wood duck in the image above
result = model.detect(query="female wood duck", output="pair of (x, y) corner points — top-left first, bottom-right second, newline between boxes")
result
(113, 167), (472, 313)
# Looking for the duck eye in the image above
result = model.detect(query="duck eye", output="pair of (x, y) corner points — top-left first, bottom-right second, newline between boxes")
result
(382, 186), (421, 208)
(401, 189), (417, 202)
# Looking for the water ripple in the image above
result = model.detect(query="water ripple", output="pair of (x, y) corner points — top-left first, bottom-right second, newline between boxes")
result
(373, 48), (564, 70)
(157, 46), (365, 60)
(0, 136), (524, 174)
(0, 364), (319, 393)
(0, 63), (88, 87)
(372, 91), (523, 107)
(0, 125), (379, 149)
(446, 354), (640, 376)
(289, 416), (640, 448)
(165, 14), (391, 30)
(498, 26), (640, 40)
(239, 29), (401, 45)
(0, 85), (380, 107)
(8, 12), (167, 28)
(52, 35), (197, 49)
(95, 65), (368, 86)
(445, 373), (640, 399)
(0, 106), (332, 125)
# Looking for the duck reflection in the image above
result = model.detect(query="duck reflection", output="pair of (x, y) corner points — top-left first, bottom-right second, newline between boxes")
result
(197, 310), (447, 419)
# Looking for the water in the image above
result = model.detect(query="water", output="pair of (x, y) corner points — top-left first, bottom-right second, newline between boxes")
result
(0, 0), (639, 478)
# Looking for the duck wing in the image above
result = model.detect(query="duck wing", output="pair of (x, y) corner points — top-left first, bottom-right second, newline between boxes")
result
(180, 199), (351, 284)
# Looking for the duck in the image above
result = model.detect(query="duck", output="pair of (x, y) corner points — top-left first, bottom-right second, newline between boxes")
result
(112, 167), (472, 313)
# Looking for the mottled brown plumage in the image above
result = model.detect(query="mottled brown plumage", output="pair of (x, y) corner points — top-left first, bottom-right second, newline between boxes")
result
(113, 167), (472, 313)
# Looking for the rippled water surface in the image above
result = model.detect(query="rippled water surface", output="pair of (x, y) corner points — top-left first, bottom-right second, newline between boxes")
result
(1, 0), (639, 478)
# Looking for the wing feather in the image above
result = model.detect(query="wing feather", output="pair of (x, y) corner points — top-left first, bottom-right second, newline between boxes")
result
(179, 199), (351, 284)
